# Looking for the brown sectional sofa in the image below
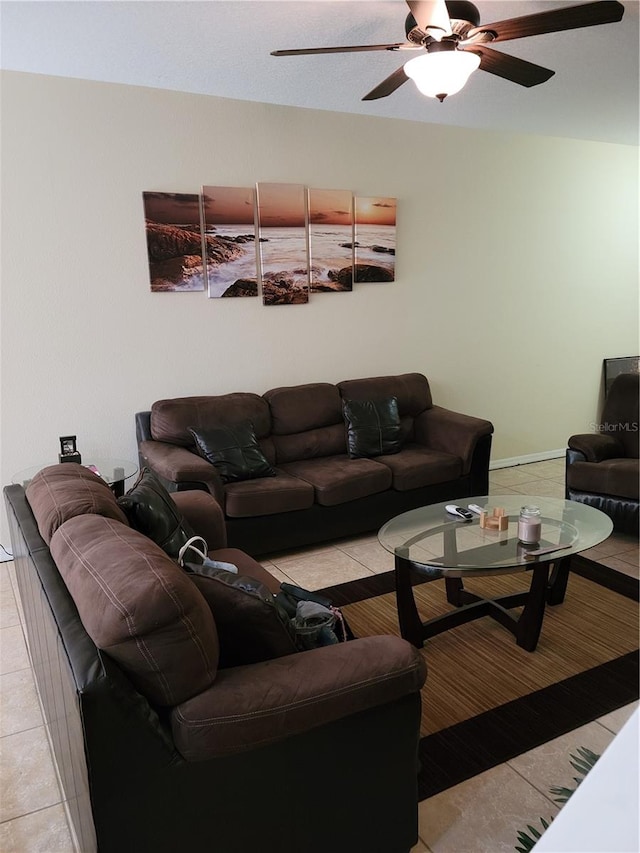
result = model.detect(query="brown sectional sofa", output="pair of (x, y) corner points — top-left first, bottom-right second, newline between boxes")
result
(136, 372), (494, 555)
(4, 463), (427, 853)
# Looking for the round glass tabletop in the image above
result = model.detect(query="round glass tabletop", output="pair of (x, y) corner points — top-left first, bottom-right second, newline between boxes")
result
(378, 495), (613, 574)
(12, 458), (138, 488)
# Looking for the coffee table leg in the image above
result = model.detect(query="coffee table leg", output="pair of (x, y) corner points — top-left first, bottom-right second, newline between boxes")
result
(445, 577), (465, 606)
(547, 556), (571, 605)
(516, 563), (550, 651)
(395, 551), (425, 648)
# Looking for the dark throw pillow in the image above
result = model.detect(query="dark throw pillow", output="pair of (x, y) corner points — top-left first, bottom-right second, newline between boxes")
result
(117, 468), (196, 560)
(188, 422), (276, 483)
(342, 397), (403, 459)
(184, 564), (297, 668)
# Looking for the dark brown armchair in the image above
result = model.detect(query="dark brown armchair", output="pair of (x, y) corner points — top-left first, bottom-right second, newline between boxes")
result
(566, 373), (639, 534)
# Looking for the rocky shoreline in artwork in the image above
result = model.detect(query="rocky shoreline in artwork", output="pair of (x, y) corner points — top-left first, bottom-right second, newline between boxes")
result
(145, 220), (262, 292)
(339, 241), (395, 256)
(146, 220), (394, 296)
(261, 271), (309, 305)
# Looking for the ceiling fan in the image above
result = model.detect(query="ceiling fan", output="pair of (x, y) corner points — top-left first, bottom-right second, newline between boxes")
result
(271, 0), (625, 102)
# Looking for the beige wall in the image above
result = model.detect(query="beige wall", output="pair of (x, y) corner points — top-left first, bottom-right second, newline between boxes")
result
(1, 71), (638, 530)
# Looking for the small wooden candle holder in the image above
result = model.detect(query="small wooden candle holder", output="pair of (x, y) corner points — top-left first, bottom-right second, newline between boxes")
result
(480, 506), (509, 531)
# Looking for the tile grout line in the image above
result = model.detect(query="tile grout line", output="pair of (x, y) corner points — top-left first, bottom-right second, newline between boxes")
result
(0, 800), (67, 827)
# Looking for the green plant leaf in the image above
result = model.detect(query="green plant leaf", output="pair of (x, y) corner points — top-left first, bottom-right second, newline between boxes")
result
(578, 747), (600, 763)
(569, 747), (600, 777)
(527, 825), (542, 839)
(549, 785), (574, 798)
(570, 758), (592, 776)
(515, 832), (537, 852)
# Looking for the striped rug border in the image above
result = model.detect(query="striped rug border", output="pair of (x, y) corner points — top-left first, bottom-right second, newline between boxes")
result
(318, 554), (639, 800)
(417, 650), (639, 799)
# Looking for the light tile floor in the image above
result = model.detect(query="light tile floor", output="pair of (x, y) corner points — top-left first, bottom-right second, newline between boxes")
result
(0, 458), (637, 851)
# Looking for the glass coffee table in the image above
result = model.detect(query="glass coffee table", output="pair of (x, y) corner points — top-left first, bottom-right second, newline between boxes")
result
(378, 495), (613, 652)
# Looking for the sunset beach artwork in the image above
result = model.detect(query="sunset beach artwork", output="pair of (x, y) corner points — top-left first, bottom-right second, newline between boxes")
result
(308, 189), (354, 292)
(256, 183), (309, 305)
(202, 186), (258, 297)
(354, 196), (397, 282)
(143, 192), (205, 292)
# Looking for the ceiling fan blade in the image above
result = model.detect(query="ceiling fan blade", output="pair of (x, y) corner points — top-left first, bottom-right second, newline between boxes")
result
(462, 45), (555, 87)
(362, 66), (410, 101)
(271, 43), (410, 57)
(467, 0), (624, 44)
(406, 0), (452, 37)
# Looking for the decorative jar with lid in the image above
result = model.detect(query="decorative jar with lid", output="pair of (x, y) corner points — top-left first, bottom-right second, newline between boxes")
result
(518, 505), (542, 544)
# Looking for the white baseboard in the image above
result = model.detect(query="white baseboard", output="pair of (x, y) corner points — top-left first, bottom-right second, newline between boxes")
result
(489, 449), (566, 470)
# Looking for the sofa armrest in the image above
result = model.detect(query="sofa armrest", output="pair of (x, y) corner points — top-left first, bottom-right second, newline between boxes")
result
(414, 406), (494, 475)
(139, 440), (225, 503)
(171, 491), (227, 550)
(568, 433), (624, 463)
(171, 635), (426, 761)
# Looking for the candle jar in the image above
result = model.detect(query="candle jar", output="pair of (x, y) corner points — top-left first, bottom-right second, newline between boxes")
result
(518, 505), (542, 544)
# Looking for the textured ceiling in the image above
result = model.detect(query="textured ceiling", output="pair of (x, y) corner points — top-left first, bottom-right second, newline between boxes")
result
(1, 0), (638, 145)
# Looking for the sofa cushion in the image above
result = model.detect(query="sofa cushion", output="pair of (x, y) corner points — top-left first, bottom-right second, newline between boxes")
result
(279, 456), (392, 507)
(189, 423), (276, 483)
(375, 444), (463, 491)
(342, 397), (403, 459)
(185, 565), (297, 668)
(171, 635), (427, 760)
(338, 373), (432, 418)
(26, 463), (129, 545)
(118, 468), (196, 560)
(567, 458), (639, 500)
(151, 393), (271, 447)
(270, 424), (346, 464)
(264, 383), (343, 435)
(601, 373), (640, 459)
(50, 515), (219, 706)
(223, 470), (315, 518)
(224, 468), (314, 518)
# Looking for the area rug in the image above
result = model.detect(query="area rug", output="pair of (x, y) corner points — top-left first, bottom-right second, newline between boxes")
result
(318, 555), (639, 799)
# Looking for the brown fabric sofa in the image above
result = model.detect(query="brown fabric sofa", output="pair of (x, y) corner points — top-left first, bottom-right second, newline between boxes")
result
(4, 463), (427, 853)
(566, 372), (639, 534)
(136, 372), (494, 555)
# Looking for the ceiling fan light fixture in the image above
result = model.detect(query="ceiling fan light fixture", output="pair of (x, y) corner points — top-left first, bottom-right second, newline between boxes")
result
(404, 49), (480, 101)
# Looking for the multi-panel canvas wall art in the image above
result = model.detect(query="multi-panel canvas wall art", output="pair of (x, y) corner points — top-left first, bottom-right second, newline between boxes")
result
(354, 196), (397, 282)
(256, 183), (309, 305)
(201, 186), (258, 297)
(308, 189), (354, 292)
(142, 192), (205, 292)
(143, 186), (397, 299)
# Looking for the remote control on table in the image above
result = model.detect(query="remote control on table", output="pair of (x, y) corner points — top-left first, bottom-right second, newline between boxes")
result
(467, 504), (484, 515)
(445, 505), (474, 522)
